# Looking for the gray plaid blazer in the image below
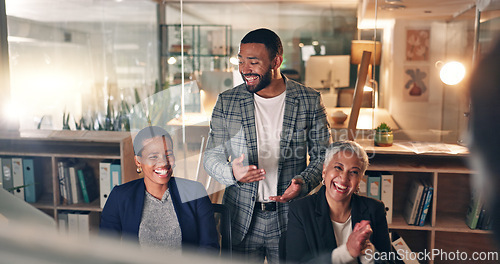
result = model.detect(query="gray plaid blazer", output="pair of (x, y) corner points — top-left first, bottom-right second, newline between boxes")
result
(203, 76), (330, 244)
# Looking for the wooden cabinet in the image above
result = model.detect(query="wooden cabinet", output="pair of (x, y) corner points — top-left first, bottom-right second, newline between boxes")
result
(0, 130), (137, 221)
(362, 141), (498, 263)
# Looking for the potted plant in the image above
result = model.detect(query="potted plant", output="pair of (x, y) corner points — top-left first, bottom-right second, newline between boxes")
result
(374, 122), (393, 147)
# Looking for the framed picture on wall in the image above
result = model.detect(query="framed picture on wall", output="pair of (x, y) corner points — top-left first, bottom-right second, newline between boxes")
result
(406, 29), (430, 61)
(403, 66), (429, 102)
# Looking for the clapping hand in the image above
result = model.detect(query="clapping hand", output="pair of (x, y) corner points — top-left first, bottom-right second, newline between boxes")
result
(346, 220), (373, 258)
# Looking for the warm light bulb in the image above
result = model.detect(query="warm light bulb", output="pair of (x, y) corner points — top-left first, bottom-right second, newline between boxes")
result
(167, 57), (177, 65)
(440, 61), (465, 85)
(4, 101), (21, 122)
(230, 56), (239, 66)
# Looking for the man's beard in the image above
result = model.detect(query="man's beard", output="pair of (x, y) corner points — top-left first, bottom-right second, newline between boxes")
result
(242, 67), (272, 94)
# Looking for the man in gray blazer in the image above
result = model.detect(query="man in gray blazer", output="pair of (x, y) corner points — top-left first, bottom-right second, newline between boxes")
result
(203, 28), (330, 263)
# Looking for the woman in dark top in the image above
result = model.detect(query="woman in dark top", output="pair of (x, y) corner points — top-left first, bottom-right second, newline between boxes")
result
(100, 126), (219, 251)
(286, 141), (391, 263)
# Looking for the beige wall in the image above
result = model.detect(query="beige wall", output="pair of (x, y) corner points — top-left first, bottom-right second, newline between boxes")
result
(387, 20), (454, 141)
(380, 20), (473, 143)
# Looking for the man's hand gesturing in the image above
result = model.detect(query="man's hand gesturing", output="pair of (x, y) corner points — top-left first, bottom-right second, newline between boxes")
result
(232, 154), (266, 183)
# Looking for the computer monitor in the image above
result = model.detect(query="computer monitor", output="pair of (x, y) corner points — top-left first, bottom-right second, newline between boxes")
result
(199, 71), (234, 115)
(305, 55), (350, 90)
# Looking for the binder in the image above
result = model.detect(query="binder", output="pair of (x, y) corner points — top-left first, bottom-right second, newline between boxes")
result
(110, 160), (122, 189)
(99, 159), (113, 208)
(367, 172), (381, 200)
(67, 211), (79, 236)
(77, 211), (100, 240)
(358, 174), (368, 197)
(11, 158), (25, 200)
(381, 172), (393, 224)
(23, 158), (42, 203)
(1, 158), (13, 193)
(58, 211), (69, 234)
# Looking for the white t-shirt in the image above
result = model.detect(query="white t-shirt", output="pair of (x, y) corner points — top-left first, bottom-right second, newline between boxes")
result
(253, 91), (286, 202)
(331, 216), (374, 264)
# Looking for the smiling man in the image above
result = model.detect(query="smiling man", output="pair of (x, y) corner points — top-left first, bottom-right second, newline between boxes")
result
(204, 28), (330, 263)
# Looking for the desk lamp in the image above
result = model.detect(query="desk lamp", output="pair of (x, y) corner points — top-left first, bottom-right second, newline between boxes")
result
(351, 40), (382, 107)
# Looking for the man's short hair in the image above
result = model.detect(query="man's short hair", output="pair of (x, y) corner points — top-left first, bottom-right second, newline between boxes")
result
(241, 28), (283, 60)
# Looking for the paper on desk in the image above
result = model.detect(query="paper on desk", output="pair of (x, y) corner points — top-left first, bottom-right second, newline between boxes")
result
(394, 142), (469, 154)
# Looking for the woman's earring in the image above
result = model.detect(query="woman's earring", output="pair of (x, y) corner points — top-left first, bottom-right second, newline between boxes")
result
(321, 179), (325, 185)
(136, 167), (142, 173)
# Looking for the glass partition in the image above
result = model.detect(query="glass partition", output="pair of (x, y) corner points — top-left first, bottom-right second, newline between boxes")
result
(4, 0), (358, 184)
(5, 0), (158, 130)
(159, 1), (358, 181)
(3, 0), (483, 182)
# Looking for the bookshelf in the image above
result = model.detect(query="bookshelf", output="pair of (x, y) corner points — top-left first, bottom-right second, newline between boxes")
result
(361, 140), (498, 264)
(0, 130), (137, 225)
(160, 24), (232, 87)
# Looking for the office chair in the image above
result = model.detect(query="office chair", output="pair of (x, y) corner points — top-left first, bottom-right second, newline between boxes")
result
(212, 203), (232, 258)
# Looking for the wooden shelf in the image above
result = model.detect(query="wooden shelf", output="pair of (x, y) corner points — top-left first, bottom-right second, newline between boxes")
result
(2, 132), (489, 258)
(389, 214), (433, 231)
(365, 146), (489, 264)
(56, 199), (101, 212)
(0, 139), (123, 158)
(29, 192), (54, 209)
(435, 213), (492, 234)
(388, 213), (491, 234)
(0, 130), (138, 230)
(368, 154), (470, 173)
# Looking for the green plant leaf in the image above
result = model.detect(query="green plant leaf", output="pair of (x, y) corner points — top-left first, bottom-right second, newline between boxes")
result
(7, 184), (32, 192)
(375, 122), (392, 132)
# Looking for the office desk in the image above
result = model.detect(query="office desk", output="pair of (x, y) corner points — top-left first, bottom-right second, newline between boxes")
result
(166, 113), (210, 149)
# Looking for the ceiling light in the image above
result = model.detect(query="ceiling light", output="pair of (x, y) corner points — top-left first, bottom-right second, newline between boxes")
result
(380, 4), (406, 11)
(167, 57), (177, 65)
(230, 56), (239, 66)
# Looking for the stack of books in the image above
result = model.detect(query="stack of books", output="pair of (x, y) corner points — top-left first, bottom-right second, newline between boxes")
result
(403, 178), (434, 226)
(465, 187), (492, 230)
(57, 159), (100, 205)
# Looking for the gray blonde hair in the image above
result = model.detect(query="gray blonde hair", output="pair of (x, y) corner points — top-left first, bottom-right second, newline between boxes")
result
(324, 141), (369, 174)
